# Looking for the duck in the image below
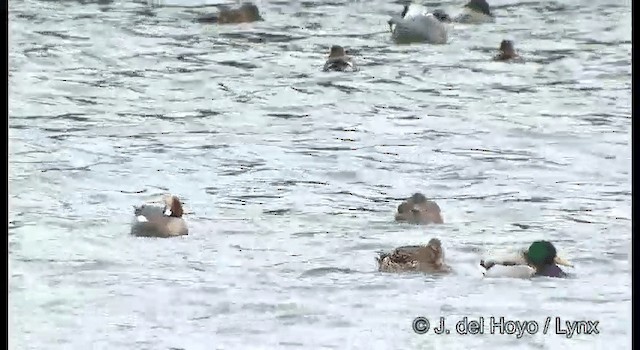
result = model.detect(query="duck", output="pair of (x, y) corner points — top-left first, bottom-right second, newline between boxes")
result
(480, 240), (573, 278)
(453, 0), (494, 24)
(493, 39), (523, 62)
(130, 194), (189, 238)
(394, 193), (444, 225)
(323, 45), (357, 72)
(388, 4), (451, 45)
(197, 3), (263, 25)
(377, 238), (452, 274)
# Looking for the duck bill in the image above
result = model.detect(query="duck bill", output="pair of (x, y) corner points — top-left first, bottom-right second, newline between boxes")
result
(554, 256), (573, 267)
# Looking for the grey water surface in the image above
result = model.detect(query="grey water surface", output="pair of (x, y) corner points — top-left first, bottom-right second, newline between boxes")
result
(9, 0), (632, 348)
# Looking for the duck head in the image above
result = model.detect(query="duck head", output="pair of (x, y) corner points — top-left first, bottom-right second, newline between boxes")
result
(498, 39), (518, 59)
(524, 240), (573, 270)
(432, 9), (452, 23)
(394, 193), (444, 225)
(328, 45), (346, 58)
(143, 194), (191, 217)
(426, 238), (445, 265)
(239, 3), (262, 21)
(162, 194), (184, 218)
(464, 0), (493, 17)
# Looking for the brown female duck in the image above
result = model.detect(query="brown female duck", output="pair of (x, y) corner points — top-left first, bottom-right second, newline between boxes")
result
(322, 45), (357, 72)
(394, 193), (443, 224)
(377, 238), (452, 274)
(197, 3), (263, 25)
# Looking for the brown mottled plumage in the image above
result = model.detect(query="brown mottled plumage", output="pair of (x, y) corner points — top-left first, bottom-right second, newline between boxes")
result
(376, 238), (452, 274)
(394, 193), (443, 225)
(198, 3), (263, 25)
(323, 45), (357, 72)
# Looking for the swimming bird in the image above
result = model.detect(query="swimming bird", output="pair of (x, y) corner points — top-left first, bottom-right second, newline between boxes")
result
(453, 0), (494, 24)
(377, 238), (452, 274)
(131, 194), (189, 238)
(480, 240), (573, 278)
(388, 4), (451, 45)
(323, 45), (357, 72)
(395, 193), (444, 225)
(197, 3), (263, 25)
(493, 39), (523, 62)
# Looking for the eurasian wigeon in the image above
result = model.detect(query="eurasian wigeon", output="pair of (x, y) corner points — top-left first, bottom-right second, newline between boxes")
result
(454, 0), (495, 24)
(130, 194), (188, 238)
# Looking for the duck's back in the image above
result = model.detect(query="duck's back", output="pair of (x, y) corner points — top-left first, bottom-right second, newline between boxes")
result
(131, 205), (188, 238)
(134, 205), (164, 220)
(323, 57), (355, 72)
(392, 15), (447, 44)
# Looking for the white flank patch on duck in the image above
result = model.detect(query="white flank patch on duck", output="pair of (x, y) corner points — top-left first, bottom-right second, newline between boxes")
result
(136, 215), (148, 223)
(164, 208), (173, 216)
(483, 265), (535, 279)
(484, 250), (528, 265)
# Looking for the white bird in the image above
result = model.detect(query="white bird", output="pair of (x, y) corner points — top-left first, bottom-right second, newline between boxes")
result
(388, 4), (452, 45)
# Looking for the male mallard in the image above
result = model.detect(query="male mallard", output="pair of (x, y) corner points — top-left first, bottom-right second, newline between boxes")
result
(480, 240), (573, 278)
(131, 194), (189, 238)
(377, 238), (452, 274)
(394, 193), (443, 225)
(322, 45), (357, 72)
